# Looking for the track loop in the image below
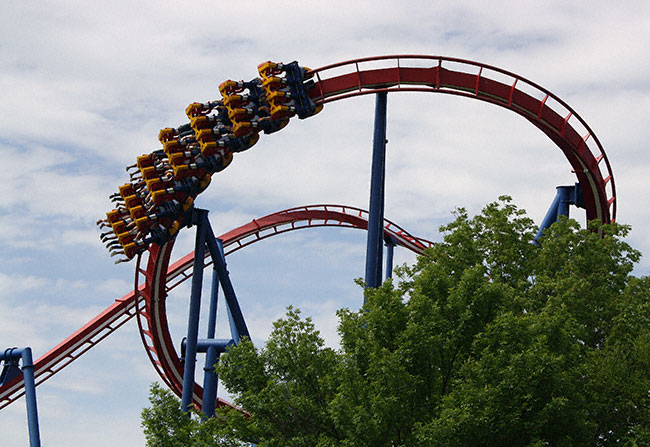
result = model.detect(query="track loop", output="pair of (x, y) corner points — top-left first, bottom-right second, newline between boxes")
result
(140, 204), (435, 409)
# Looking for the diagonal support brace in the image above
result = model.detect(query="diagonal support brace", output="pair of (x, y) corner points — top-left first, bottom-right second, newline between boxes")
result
(535, 183), (584, 242)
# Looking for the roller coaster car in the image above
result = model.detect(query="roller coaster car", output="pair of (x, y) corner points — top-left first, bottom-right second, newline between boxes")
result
(129, 205), (148, 221)
(173, 164), (207, 181)
(124, 194), (144, 209)
(117, 230), (136, 246)
(146, 176), (173, 192)
(195, 129), (223, 145)
(223, 94), (251, 109)
(106, 208), (129, 224)
(151, 189), (184, 207)
(233, 120), (264, 138)
(270, 103), (295, 120)
(110, 219), (129, 235)
(120, 242), (139, 260)
(257, 61), (285, 78)
(135, 215), (157, 233)
(118, 183), (137, 199)
(227, 104), (257, 121)
(140, 165), (169, 181)
(219, 80), (246, 97)
(158, 127), (178, 143)
(168, 151), (197, 167)
(283, 61), (312, 82)
(135, 154), (157, 170)
(190, 115), (220, 131)
(99, 59), (330, 262)
(185, 102), (212, 118)
(261, 76), (287, 91)
(266, 89), (292, 102)
(164, 139), (195, 157)
(259, 116), (290, 135)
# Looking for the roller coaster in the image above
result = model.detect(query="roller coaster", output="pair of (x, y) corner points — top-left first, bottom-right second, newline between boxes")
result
(0, 55), (615, 443)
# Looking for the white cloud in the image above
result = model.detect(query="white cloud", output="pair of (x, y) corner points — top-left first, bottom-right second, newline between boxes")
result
(1, 1), (650, 445)
(0, 272), (50, 299)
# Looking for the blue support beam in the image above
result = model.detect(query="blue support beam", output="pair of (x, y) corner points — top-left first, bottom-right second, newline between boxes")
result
(181, 338), (235, 354)
(385, 237), (395, 281)
(205, 227), (250, 340)
(180, 208), (250, 416)
(365, 91), (388, 290)
(535, 183), (584, 242)
(181, 209), (208, 413)
(557, 186), (571, 218)
(1, 347), (41, 447)
(201, 264), (220, 418)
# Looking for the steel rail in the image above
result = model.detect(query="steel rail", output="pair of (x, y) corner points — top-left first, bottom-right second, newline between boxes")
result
(1, 205), (432, 410)
(307, 55), (615, 225)
(3, 55), (615, 412)
(138, 205), (434, 409)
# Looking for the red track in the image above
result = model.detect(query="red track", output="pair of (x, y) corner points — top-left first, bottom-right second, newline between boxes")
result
(1, 55), (615, 411)
(308, 55), (615, 224)
(137, 204), (433, 408)
(0, 205), (432, 409)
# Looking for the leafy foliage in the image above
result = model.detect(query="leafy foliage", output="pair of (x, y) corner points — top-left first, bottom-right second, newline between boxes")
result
(141, 383), (240, 447)
(142, 197), (650, 446)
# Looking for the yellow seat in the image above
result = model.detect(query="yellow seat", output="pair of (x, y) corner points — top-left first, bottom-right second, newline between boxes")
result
(158, 128), (176, 143)
(185, 102), (204, 118)
(219, 80), (243, 96)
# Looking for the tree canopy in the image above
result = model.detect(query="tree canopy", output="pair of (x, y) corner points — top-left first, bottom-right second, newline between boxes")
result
(142, 197), (650, 446)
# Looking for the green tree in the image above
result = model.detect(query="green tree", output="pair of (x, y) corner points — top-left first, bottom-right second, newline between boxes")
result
(142, 197), (650, 446)
(141, 383), (243, 447)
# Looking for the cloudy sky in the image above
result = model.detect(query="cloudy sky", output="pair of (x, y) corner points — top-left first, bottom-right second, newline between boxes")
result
(1, 1), (649, 445)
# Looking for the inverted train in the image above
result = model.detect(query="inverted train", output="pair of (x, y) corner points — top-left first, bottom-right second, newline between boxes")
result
(97, 61), (321, 262)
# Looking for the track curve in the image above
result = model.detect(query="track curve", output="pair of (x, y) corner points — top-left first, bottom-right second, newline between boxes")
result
(4, 55), (615, 412)
(138, 204), (434, 409)
(0, 205), (432, 410)
(133, 54), (619, 408)
(0, 290), (143, 409)
(307, 55), (615, 224)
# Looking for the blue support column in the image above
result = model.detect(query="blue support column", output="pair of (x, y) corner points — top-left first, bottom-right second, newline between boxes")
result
(557, 185), (572, 218)
(385, 238), (395, 281)
(205, 227), (250, 340)
(535, 190), (562, 242)
(1, 347), (41, 447)
(180, 208), (250, 416)
(364, 91), (388, 290)
(201, 262), (220, 418)
(21, 348), (40, 447)
(181, 209), (208, 413)
(535, 184), (583, 242)
(377, 168), (386, 284)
